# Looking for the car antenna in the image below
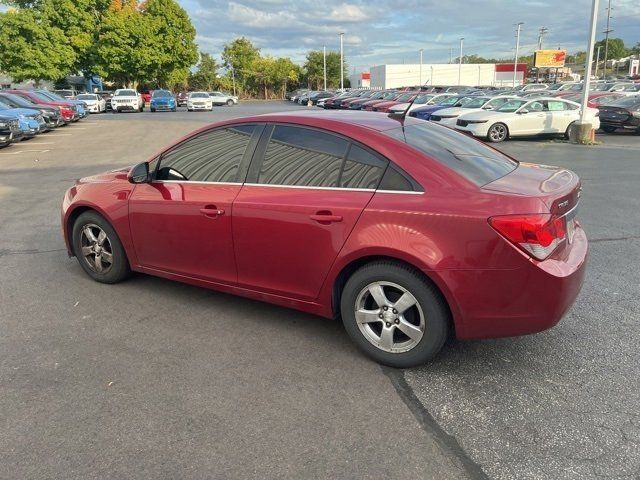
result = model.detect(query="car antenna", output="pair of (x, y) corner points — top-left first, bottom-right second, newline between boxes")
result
(388, 92), (419, 122)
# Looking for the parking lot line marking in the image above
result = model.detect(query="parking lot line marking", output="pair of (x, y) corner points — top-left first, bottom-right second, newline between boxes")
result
(50, 133), (72, 136)
(0, 150), (24, 155)
(22, 142), (55, 146)
(21, 149), (51, 153)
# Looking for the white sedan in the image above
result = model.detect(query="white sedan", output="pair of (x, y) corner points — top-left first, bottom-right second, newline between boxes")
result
(187, 92), (213, 111)
(429, 96), (518, 127)
(208, 91), (238, 106)
(388, 93), (457, 114)
(76, 93), (106, 113)
(454, 98), (600, 142)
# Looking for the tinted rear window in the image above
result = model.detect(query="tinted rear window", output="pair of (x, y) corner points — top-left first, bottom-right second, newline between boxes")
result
(384, 122), (518, 186)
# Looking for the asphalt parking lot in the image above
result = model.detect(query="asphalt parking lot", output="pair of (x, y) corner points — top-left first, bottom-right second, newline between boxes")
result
(0, 101), (638, 480)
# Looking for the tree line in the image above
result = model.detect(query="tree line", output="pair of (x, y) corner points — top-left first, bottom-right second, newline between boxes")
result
(0, 1), (347, 97)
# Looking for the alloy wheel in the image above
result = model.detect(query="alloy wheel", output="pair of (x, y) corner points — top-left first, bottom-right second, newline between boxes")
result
(80, 224), (114, 274)
(489, 124), (507, 142)
(354, 281), (425, 353)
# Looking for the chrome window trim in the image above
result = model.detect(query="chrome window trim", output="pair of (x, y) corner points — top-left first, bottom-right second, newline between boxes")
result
(375, 189), (425, 195)
(154, 180), (243, 186)
(243, 182), (375, 193)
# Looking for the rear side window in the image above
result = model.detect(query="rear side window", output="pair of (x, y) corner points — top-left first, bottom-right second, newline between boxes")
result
(340, 145), (387, 189)
(384, 122), (517, 186)
(156, 125), (257, 182)
(258, 126), (347, 187)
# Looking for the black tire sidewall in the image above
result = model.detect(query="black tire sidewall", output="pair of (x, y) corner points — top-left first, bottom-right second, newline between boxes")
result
(71, 211), (130, 284)
(340, 262), (449, 368)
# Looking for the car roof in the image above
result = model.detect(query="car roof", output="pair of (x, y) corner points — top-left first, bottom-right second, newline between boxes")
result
(222, 110), (422, 133)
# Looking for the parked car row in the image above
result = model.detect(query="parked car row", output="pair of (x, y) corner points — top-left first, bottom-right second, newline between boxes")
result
(289, 83), (639, 140)
(0, 89), (89, 149)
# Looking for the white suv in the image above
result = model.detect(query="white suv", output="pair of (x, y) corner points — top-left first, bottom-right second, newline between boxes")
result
(187, 92), (213, 111)
(111, 89), (144, 113)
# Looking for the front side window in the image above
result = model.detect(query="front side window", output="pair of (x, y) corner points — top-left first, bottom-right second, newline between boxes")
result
(156, 125), (257, 183)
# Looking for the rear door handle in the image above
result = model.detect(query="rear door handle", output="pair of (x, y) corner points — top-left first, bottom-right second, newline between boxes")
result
(200, 206), (225, 218)
(310, 212), (343, 223)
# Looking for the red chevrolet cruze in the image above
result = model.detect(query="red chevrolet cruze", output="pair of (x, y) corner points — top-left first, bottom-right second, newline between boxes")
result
(61, 111), (587, 367)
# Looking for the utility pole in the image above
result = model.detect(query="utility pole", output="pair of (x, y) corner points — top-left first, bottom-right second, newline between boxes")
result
(513, 22), (524, 87)
(595, 45), (601, 79)
(419, 48), (423, 86)
(323, 45), (327, 91)
(603, 0), (613, 78)
(579, 0), (599, 132)
(458, 38), (464, 85)
(339, 32), (344, 90)
(537, 26), (548, 50)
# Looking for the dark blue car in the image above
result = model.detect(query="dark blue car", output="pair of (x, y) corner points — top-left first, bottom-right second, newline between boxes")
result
(409, 95), (473, 121)
(150, 90), (177, 112)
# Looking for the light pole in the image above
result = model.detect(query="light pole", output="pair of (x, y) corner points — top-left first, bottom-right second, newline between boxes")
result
(419, 48), (423, 86)
(458, 37), (464, 85)
(323, 45), (327, 91)
(339, 32), (344, 90)
(603, 0), (613, 79)
(594, 45), (601, 79)
(579, 0), (600, 129)
(513, 22), (524, 87)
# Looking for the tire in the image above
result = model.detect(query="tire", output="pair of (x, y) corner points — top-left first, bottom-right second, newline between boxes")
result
(71, 211), (131, 284)
(150, 107), (156, 112)
(112, 108), (118, 114)
(601, 126), (617, 133)
(340, 261), (449, 368)
(226, 99), (234, 106)
(565, 121), (576, 140)
(487, 122), (508, 142)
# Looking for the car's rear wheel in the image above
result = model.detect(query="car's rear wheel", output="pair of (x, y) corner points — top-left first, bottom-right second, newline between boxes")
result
(565, 121), (576, 139)
(487, 122), (508, 142)
(72, 211), (130, 284)
(601, 126), (617, 133)
(340, 261), (448, 367)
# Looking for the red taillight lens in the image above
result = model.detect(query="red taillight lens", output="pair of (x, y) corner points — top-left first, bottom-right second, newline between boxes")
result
(489, 214), (567, 260)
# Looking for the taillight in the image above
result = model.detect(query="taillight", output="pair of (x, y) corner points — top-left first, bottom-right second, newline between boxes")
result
(489, 214), (566, 260)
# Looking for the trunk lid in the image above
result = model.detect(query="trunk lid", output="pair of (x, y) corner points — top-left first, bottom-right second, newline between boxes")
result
(484, 162), (581, 214)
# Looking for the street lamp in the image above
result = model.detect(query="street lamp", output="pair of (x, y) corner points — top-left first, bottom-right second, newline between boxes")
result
(458, 37), (464, 85)
(323, 45), (327, 91)
(419, 48), (424, 86)
(513, 22), (524, 87)
(580, 0), (599, 127)
(339, 32), (344, 90)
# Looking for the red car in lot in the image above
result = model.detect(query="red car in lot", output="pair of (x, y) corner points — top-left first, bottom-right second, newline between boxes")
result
(61, 111), (587, 367)
(371, 92), (418, 112)
(363, 91), (402, 111)
(5, 89), (76, 123)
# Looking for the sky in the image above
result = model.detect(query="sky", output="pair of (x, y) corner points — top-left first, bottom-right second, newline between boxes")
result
(180, 0), (640, 72)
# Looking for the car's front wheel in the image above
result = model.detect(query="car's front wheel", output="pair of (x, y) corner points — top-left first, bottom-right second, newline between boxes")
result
(226, 99), (234, 106)
(340, 261), (449, 368)
(487, 122), (508, 142)
(72, 211), (131, 284)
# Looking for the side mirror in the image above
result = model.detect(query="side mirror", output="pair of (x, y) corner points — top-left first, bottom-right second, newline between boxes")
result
(518, 109), (529, 115)
(128, 162), (150, 184)
(483, 106), (494, 110)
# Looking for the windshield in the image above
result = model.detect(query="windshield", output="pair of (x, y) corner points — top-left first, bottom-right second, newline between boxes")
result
(414, 94), (435, 104)
(31, 92), (58, 103)
(115, 90), (136, 96)
(385, 123), (517, 186)
(190, 92), (209, 98)
(593, 84), (613, 91)
(40, 91), (66, 101)
(496, 99), (528, 112)
(396, 93), (415, 102)
(0, 100), (10, 110)
(0, 93), (34, 107)
(153, 90), (172, 98)
(546, 84), (562, 90)
(608, 96), (640, 108)
(436, 96), (462, 106)
(76, 94), (97, 100)
(461, 97), (491, 108)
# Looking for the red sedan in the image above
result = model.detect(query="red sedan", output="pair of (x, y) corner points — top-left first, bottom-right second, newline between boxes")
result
(5, 89), (77, 123)
(61, 111), (587, 367)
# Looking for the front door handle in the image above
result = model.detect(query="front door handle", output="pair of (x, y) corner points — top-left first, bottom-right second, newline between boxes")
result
(310, 211), (343, 223)
(200, 206), (225, 218)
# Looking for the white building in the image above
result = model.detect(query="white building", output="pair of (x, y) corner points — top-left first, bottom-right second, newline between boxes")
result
(349, 72), (371, 88)
(370, 63), (524, 88)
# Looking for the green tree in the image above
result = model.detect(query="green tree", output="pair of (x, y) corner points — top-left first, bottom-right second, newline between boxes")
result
(596, 38), (629, 60)
(143, 0), (198, 86)
(188, 52), (220, 91)
(272, 57), (300, 98)
(0, 8), (76, 82)
(303, 50), (343, 89)
(221, 37), (260, 94)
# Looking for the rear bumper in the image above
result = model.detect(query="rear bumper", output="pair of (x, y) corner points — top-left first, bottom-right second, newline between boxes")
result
(441, 225), (588, 340)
